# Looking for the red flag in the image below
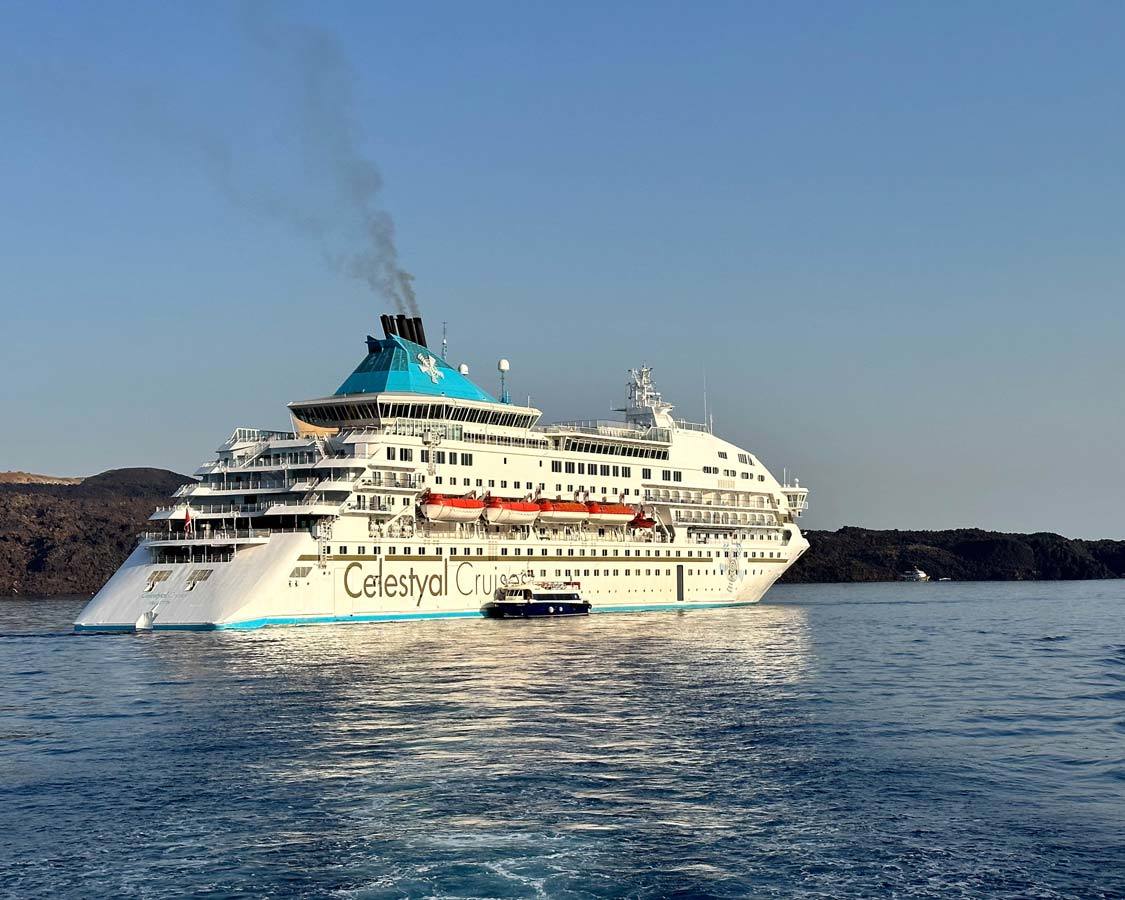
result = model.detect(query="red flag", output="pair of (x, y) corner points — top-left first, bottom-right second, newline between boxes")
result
(184, 506), (193, 532)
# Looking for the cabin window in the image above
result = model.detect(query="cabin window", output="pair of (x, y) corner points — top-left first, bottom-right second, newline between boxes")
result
(718, 451), (728, 459)
(421, 450), (429, 462)
(551, 461), (561, 472)
(642, 468), (651, 479)
(387, 447), (396, 461)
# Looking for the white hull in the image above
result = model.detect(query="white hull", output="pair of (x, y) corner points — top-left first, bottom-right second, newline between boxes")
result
(74, 530), (809, 632)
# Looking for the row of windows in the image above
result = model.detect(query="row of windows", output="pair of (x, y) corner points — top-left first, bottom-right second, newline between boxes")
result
(296, 401), (539, 429)
(551, 461), (634, 478)
(418, 450), (474, 466)
(332, 545), (777, 559)
(702, 464), (765, 482)
(541, 568), (768, 577)
(556, 438), (669, 460)
(553, 485), (641, 496)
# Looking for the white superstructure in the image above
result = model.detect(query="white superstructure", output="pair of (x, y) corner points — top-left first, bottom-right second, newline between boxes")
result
(75, 314), (810, 632)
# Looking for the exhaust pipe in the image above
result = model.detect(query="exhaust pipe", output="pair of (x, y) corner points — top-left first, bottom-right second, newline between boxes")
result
(412, 317), (428, 348)
(395, 314), (414, 343)
(380, 314), (396, 338)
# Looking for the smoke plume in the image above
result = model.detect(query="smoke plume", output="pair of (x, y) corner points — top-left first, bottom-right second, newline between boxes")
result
(196, 7), (419, 315)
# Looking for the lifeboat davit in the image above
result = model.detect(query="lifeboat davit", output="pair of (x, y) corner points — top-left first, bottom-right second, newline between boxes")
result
(484, 497), (540, 526)
(537, 499), (588, 524)
(420, 492), (485, 523)
(585, 501), (636, 526)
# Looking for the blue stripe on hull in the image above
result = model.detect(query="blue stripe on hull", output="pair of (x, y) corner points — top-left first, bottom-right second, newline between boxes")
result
(73, 600), (759, 633)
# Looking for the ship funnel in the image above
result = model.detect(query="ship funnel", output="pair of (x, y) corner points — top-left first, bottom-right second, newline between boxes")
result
(412, 317), (428, 348)
(395, 314), (414, 343)
(380, 314), (396, 338)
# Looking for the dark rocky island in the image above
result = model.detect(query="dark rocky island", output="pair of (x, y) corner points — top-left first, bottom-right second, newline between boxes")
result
(1, 469), (1122, 596)
(780, 527), (1125, 583)
(0, 469), (193, 596)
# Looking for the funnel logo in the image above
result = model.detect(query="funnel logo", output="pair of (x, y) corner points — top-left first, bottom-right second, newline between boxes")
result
(417, 354), (444, 384)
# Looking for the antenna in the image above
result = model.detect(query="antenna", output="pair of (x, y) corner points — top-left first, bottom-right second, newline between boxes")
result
(498, 358), (511, 404)
(703, 369), (709, 431)
(441, 321), (448, 360)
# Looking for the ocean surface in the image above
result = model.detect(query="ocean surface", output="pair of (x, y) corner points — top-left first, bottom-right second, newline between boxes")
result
(2, 581), (1124, 899)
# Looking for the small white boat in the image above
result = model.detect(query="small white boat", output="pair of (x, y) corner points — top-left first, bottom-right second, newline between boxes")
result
(899, 567), (930, 582)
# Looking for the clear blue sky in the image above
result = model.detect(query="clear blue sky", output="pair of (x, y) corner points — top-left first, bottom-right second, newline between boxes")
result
(2, 1), (1122, 538)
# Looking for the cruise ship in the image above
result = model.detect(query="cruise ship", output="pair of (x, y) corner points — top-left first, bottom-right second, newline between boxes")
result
(75, 314), (810, 632)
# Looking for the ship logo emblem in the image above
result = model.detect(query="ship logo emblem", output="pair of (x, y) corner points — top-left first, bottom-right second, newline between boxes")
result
(417, 354), (444, 384)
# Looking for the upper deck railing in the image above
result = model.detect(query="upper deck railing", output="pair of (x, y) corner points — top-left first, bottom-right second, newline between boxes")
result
(540, 421), (672, 443)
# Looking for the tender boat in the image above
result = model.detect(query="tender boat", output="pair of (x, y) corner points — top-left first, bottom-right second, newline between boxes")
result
(585, 501), (636, 526)
(482, 582), (591, 618)
(420, 492), (485, 522)
(483, 496), (540, 526)
(537, 499), (588, 524)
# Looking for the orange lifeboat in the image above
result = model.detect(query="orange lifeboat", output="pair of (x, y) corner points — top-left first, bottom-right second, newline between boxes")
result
(420, 492), (485, 523)
(484, 497), (540, 526)
(585, 501), (636, 527)
(537, 499), (588, 524)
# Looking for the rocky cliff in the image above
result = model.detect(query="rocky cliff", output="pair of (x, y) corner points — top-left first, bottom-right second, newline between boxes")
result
(0, 469), (193, 596)
(781, 526), (1125, 583)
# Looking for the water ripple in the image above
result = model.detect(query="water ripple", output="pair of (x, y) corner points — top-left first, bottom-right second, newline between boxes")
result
(1, 582), (1124, 898)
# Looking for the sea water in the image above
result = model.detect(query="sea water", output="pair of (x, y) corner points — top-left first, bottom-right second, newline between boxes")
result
(1, 581), (1123, 898)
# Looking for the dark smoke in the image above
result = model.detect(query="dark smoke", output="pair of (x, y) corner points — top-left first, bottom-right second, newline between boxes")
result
(194, 6), (419, 315)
